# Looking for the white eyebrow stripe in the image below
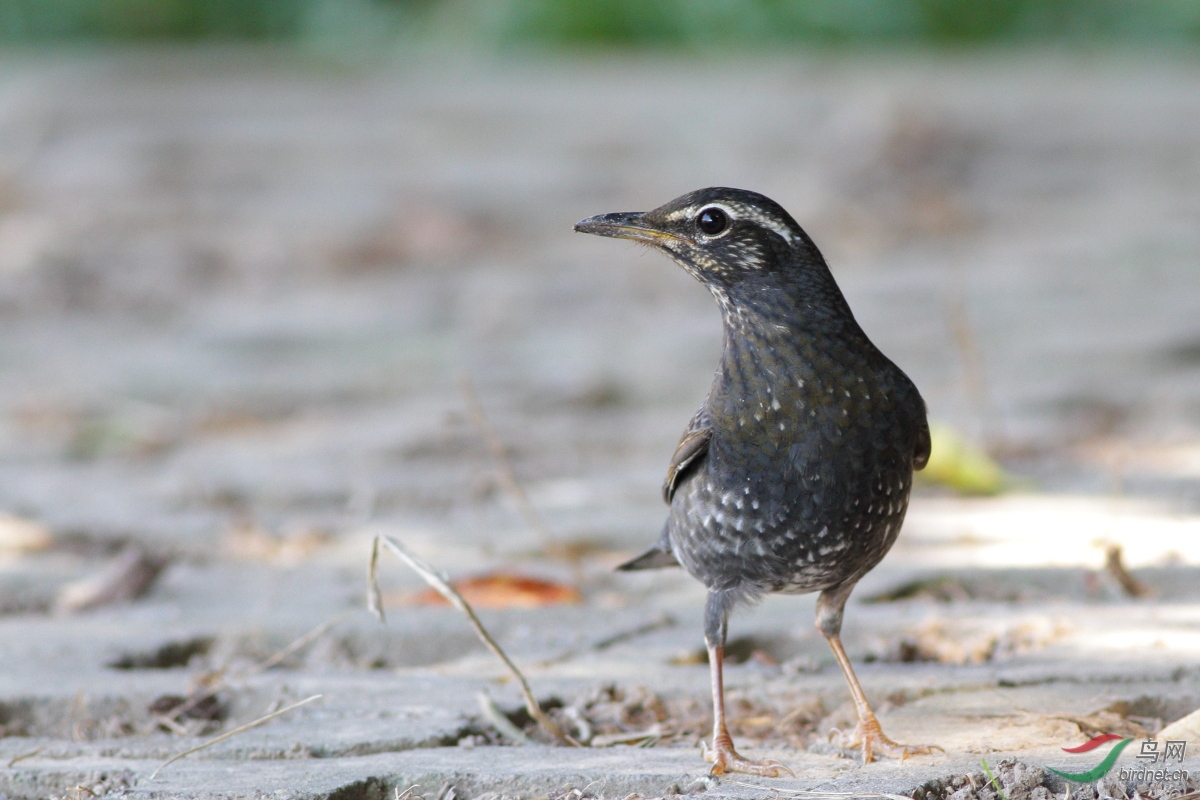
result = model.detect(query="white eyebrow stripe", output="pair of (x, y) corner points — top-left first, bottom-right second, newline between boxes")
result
(669, 202), (799, 245)
(737, 208), (799, 245)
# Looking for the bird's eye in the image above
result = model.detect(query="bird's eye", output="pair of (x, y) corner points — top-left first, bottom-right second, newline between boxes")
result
(697, 207), (728, 236)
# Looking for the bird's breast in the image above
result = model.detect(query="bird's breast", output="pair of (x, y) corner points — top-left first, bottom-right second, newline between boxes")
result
(683, 334), (914, 548)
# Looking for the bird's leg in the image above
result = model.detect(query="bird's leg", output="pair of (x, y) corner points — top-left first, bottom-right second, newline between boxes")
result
(702, 593), (792, 777)
(815, 585), (942, 764)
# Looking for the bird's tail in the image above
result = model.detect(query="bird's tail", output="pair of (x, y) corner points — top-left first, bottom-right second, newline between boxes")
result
(616, 542), (680, 571)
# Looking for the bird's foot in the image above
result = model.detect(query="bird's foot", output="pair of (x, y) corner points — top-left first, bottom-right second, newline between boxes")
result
(703, 734), (794, 777)
(837, 715), (943, 764)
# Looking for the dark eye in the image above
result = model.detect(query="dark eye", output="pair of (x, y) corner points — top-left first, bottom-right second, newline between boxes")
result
(697, 207), (728, 236)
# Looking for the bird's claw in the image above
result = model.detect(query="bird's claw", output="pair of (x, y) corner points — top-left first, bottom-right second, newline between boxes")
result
(703, 736), (794, 777)
(837, 716), (942, 764)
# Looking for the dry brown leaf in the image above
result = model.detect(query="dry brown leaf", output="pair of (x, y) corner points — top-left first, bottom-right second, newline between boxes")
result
(56, 547), (170, 614)
(392, 572), (581, 609)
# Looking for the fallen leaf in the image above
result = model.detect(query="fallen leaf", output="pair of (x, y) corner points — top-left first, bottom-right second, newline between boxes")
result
(392, 572), (581, 609)
(56, 547), (170, 614)
(919, 423), (1006, 495)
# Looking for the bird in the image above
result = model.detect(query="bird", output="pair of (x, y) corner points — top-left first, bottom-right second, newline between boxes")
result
(574, 188), (938, 777)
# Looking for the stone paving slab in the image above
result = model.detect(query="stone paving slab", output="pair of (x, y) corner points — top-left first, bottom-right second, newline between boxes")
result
(2, 740), (1197, 800)
(0, 748), (952, 800)
(0, 579), (1198, 797)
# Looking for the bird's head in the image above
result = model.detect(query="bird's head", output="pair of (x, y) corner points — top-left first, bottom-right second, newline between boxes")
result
(574, 187), (822, 292)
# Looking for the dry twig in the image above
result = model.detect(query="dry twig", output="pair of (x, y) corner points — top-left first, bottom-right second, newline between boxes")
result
(149, 694), (321, 779)
(368, 534), (579, 746)
(1104, 544), (1151, 598)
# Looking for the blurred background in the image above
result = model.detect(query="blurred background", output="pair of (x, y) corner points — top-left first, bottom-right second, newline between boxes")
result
(1, 0), (1200, 782)
(2, 0), (1199, 563)
(4, 0), (1200, 46)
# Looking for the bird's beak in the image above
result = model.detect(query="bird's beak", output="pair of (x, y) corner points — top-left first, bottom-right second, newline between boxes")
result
(573, 212), (680, 245)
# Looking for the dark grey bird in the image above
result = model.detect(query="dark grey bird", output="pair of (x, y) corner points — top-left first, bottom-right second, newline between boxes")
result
(575, 188), (938, 776)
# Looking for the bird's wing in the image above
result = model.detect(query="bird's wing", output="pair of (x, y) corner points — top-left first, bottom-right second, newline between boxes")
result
(663, 408), (711, 503)
(913, 416), (931, 471)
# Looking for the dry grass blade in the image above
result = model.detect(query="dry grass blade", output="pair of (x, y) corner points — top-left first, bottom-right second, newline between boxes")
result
(590, 727), (663, 747)
(152, 713), (189, 735)
(945, 259), (1004, 450)
(477, 691), (533, 745)
(459, 375), (555, 549)
(7, 745), (46, 767)
(367, 534), (580, 746)
(149, 694), (321, 779)
(246, 611), (353, 675)
(538, 614), (675, 667)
